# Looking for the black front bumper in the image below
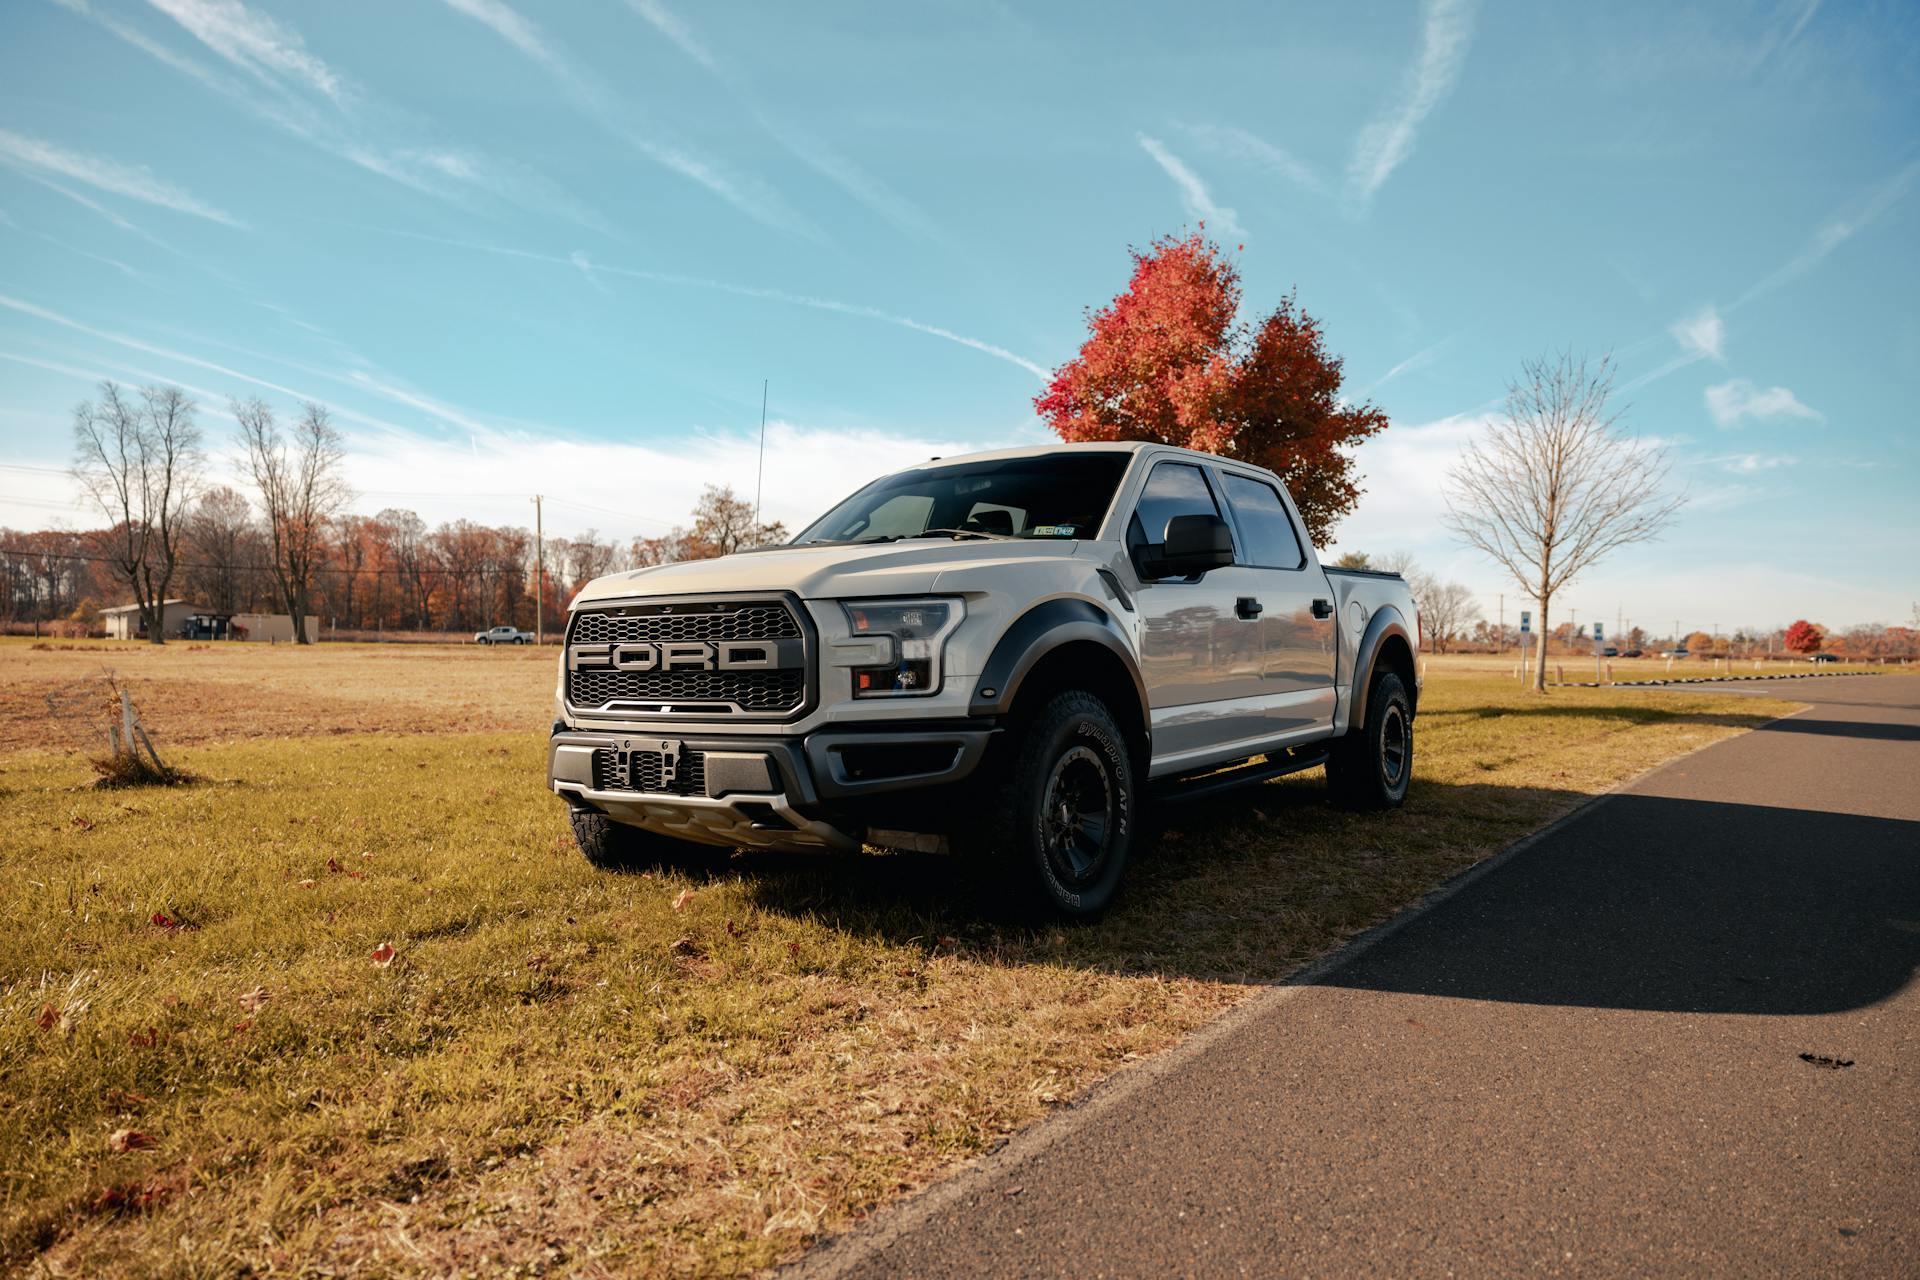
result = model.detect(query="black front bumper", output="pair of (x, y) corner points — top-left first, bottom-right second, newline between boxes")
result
(547, 720), (997, 851)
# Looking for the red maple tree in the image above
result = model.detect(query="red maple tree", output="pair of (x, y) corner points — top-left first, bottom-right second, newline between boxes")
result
(1034, 231), (1389, 544)
(1783, 619), (1823, 655)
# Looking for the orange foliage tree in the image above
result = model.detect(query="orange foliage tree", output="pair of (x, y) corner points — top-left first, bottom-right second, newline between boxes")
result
(1034, 231), (1389, 545)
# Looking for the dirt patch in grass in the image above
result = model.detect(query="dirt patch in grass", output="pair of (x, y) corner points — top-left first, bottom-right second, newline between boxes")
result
(0, 637), (554, 756)
(0, 670), (1795, 1276)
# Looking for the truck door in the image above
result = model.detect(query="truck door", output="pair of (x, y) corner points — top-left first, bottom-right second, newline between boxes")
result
(1215, 470), (1337, 741)
(1127, 460), (1273, 770)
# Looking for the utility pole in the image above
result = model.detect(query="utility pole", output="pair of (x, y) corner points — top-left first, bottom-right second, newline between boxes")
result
(532, 494), (544, 646)
(1497, 593), (1504, 655)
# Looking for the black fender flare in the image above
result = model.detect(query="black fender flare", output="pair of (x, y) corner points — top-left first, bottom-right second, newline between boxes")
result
(1350, 603), (1418, 729)
(968, 597), (1148, 726)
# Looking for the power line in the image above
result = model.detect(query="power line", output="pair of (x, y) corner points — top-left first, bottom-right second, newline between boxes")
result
(0, 544), (553, 579)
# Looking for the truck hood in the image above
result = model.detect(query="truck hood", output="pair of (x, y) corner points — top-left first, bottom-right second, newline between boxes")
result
(572, 538), (1089, 605)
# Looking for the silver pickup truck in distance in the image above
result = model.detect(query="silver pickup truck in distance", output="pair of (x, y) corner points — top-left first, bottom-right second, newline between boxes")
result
(548, 441), (1420, 917)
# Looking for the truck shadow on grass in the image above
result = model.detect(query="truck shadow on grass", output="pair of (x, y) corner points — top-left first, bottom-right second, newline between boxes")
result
(701, 775), (1920, 1018)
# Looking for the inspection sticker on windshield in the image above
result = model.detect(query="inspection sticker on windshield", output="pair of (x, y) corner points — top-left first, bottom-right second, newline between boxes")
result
(1030, 524), (1077, 537)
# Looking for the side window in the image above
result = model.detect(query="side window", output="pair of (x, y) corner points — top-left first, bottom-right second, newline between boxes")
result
(1221, 474), (1305, 569)
(1127, 462), (1224, 551)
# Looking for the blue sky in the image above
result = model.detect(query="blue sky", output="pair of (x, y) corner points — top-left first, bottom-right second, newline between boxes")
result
(1, 0), (1915, 633)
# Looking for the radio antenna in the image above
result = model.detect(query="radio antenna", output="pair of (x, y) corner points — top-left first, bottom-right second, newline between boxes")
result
(754, 378), (768, 530)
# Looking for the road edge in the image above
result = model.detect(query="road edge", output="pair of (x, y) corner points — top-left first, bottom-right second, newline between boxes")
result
(781, 696), (1815, 1279)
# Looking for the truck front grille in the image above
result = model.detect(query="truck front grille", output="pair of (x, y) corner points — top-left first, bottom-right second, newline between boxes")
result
(590, 746), (707, 796)
(565, 599), (809, 718)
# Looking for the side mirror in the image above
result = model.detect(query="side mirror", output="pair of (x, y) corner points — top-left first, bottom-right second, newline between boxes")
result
(1139, 513), (1234, 579)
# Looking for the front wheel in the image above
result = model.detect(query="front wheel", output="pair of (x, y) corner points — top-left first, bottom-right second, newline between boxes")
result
(1325, 670), (1414, 810)
(963, 690), (1136, 919)
(568, 807), (705, 870)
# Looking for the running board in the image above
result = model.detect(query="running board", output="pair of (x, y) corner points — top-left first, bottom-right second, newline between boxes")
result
(1152, 746), (1330, 806)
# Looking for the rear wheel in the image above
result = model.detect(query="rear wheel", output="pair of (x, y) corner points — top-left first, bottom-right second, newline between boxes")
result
(963, 690), (1136, 919)
(568, 807), (704, 870)
(1326, 669), (1414, 810)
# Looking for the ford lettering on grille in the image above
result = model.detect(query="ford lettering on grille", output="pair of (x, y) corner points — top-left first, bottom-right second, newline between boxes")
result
(567, 639), (803, 672)
(564, 601), (809, 717)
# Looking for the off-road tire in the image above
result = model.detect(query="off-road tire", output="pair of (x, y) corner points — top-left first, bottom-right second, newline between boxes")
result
(568, 807), (700, 870)
(965, 690), (1136, 919)
(1325, 669), (1414, 810)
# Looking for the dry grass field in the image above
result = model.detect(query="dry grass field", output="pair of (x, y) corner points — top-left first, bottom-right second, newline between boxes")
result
(0, 638), (1806, 1276)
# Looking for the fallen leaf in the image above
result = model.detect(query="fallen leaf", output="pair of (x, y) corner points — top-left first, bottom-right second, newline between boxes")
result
(936, 935), (958, 949)
(359, 851), (374, 861)
(230, 1019), (253, 1035)
(106, 1129), (155, 1153)
(128, 1028), (158, 1048)
(71, 815), (95, 832)
(36, 1003), (57, 1031)
(786, 941), (801, 958)
(325, 857), (345, 874)
(237, 986), (270, 1014)
(672, 889), (694, 912)
(149, 912), (176, 931)
(295, 879), (317, 890)
(669, 936), (702, 958)
(371, 942), (397, 968)
(526, 952), (550, 970)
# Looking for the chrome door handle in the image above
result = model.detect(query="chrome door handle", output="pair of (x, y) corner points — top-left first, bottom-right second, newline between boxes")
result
(1311, 598), (1334, 619)
(1236, 596), (1264, 620)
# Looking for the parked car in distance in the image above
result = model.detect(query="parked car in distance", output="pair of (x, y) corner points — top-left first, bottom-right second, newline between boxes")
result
(1810, 652), (1838, 663)
(1600, 646), (1619, 657)
(1662, 647), (1689, 658)
(1622, 649), (1644, 658)
(475, 625), (531, 645)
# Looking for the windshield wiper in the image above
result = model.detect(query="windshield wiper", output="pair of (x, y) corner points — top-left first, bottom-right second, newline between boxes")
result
(909, 527), (1019, 541)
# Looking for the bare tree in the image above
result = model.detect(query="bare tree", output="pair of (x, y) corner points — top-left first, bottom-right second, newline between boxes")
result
(687, 485), (788, 556)
(565, 531), (618, 595)
(1444, 352), (1682, 691)
(181, 485), (257, 613)
(71, 382), (202, 643)
(235, 399), (350, 644)
(1419, 581), (1480, 653)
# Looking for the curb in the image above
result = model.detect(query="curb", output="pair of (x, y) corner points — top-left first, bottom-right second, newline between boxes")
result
(781, 699), (1818, 1278)
(1549, 670), (1887, 689)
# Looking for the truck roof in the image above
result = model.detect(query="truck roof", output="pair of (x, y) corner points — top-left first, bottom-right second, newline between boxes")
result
(906, 439), (1264, 472)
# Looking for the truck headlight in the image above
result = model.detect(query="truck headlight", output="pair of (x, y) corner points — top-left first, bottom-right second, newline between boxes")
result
(842, 598), (964, 697)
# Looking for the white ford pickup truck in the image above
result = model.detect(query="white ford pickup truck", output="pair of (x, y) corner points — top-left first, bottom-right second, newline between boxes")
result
(549, 441), (1420, 916)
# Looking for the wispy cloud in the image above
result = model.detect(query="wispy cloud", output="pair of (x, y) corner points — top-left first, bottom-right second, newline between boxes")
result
(1704, 379), (1821, 427)
(441, 0), (565, 73)
(1699, 451), (1798, 474)
(53, 0), (610, 233)
(1137, 134), (1245, 241)
(623, 0), (716, 70)
(0, 292), (421, 436)
(1179, 123), (1324, 194)
(383, 229), (1051, 379)
(0, 128), (243, 227)
(440, 0), (814, 238)
(1345, 0), (1477, 211)
(569, 250), (613, 296)
(1360, 334), (1455, 397)
(1671, 304), (1725, 362)
(1734, 157), (1920, 309)
(143, 0), (348, 103)
(1621, 303), (1725, 391)
(622, 0), (943, 242)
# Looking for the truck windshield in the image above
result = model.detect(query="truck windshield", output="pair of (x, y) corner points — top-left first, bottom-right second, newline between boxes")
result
(792, 453), (1131, 545)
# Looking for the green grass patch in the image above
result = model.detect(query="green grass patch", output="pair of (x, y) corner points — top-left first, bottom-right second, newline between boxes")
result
(0, 675), (1792, 1275)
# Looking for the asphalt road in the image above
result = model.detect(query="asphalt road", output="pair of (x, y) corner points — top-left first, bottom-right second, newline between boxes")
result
(795, 676), (1920, 1277)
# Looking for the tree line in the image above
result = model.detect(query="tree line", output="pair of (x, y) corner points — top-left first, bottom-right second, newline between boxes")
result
(2, 380), (785, 641)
